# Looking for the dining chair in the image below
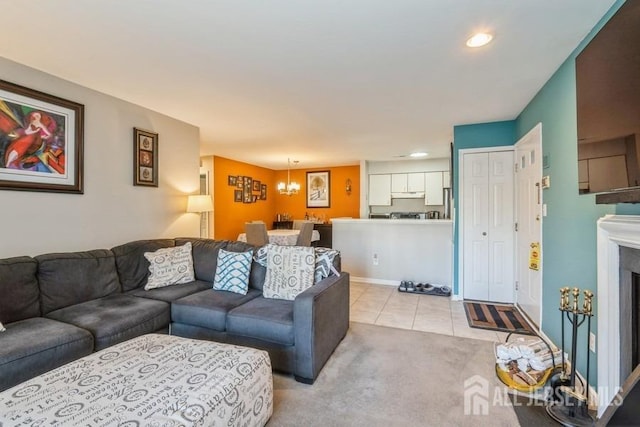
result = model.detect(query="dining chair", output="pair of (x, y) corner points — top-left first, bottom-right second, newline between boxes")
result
(245, 222), (269, 246)
(293, 220), (312, 230)
(296, 222), (314, 246)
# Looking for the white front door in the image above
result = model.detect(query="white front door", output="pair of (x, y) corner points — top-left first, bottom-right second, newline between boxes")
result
(462, 150), (515, 302)
(515, 124), (543, 327)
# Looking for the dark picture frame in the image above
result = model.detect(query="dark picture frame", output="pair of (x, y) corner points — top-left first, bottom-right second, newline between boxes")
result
(228, 175), (237, 186)
(234, 189), (242, 202)
(253, 179), (261, 192)
(307, 170), (330, 208)
(0, 79), (84, 194)
(260, 184), (267, 200)
(236, 176), (243, 189)
(243, 176), (253, 203)
(133, 128), (158, 187)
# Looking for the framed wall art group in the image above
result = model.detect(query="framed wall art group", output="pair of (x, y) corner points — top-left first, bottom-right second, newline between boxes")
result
(229, 175), (267, 203)
(133, 128), (158, 187)
(0, 79), (84, 194)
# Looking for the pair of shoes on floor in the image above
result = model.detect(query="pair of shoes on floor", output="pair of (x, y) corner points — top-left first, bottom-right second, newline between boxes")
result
(431, 285), (451, 296)
(399, 281), (415, 292)
(414, 283), (434, 292)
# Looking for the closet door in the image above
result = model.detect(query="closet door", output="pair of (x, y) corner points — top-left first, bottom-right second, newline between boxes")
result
(462, 150), (514, 302)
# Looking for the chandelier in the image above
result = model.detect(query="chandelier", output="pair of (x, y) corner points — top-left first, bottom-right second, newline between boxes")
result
(277, 158), (300, 196)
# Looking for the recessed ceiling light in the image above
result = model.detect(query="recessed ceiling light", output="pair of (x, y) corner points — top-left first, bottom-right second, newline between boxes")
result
(409, 152), (428, 158)
(466, 32), (493, 48)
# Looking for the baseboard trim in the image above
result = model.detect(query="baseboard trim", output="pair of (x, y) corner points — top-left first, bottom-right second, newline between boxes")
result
(350, 276), (398, 286)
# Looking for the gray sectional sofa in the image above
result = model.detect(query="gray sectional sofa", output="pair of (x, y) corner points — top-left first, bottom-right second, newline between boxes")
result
(0, 238), (350, 391)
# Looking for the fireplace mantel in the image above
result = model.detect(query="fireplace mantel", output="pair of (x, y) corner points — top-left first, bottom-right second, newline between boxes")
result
(596, 214), (640, 417)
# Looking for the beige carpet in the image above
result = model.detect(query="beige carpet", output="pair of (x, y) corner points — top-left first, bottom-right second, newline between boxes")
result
(268, 322), (551, 426)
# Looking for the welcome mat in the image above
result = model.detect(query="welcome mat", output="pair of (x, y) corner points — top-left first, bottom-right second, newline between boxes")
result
(464, 301), (536, 335)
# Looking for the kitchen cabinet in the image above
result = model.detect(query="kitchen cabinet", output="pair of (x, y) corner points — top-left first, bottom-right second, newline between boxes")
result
(369, 174), (391, 205)
(443, 171), (451, 188)
(391, 173), (425, 193)
(425, 172), (444, 205)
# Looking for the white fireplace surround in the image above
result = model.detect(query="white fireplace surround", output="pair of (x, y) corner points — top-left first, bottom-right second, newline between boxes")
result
(596, 214), (640, 417)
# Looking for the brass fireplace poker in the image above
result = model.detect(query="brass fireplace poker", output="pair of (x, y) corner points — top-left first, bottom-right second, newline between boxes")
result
(546, 287), (595, 427)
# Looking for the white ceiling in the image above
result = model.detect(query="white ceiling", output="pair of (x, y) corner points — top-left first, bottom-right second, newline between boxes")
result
(0, 0), (616, 169)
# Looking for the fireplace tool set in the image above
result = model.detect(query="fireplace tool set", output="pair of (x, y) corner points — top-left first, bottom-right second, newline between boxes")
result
(546, 287), (595, 427)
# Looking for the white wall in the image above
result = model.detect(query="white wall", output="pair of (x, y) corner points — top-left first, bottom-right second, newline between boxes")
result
(0, 57), (201, 258)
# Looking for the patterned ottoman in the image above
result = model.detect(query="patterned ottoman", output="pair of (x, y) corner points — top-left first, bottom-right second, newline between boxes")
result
(0, 334), (273, 426)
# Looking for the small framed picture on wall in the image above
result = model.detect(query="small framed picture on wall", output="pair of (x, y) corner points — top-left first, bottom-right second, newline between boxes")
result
(133, 128), (158, 187)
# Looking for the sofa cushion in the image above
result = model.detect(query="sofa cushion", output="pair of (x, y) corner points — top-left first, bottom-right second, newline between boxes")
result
(111, 239), (176, 292)
(263, 246), (315, 301)
(176, 238), (267, 291)
(36, 250), (121, 315)
(226, 296), (294, 346)
(213, 249), (253, 294)
(45, 294), (170, 351)
(171, 288), (262, 331)
(144, 242), (195, 290)
(0, 317), (94, 392)
(0, 256), (40, 323)
(127, 279), (211, 302)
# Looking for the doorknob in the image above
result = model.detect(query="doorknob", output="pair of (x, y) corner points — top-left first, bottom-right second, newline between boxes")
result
(482, 232), (487, 236)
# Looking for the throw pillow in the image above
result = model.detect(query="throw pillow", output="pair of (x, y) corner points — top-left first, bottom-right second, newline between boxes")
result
(263, 245), (315, 300)
(144, 242), (195, 290)
(213, 249), (253, 295)
(0, 321), (5, 332)
(255, 244), (340, 283)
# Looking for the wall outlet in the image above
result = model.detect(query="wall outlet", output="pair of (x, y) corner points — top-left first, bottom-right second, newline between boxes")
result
(372, 253), (379, 266)
(589, 332), (596, 353)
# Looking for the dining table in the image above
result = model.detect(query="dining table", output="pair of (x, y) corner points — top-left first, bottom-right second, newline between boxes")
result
(237, 229), (320, 246)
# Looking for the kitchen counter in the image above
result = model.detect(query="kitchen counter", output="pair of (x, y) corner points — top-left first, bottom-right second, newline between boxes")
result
(333, 218), (452, 224)
(331, 218), (452, 288)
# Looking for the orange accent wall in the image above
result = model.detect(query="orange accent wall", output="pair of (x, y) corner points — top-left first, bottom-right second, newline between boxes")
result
(274, 165), (360, 221)
(213, 157), (360, 240)
(213, 156), (277, 241)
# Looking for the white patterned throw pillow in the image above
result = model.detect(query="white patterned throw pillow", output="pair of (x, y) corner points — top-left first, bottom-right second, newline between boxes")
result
(0, 321), (5, 332)
(263, 246), (315, 300)
(144, 242), (195, 290)
(213, 249), (253, 295)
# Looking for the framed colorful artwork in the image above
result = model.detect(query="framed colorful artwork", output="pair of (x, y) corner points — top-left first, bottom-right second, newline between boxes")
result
(253, 179), (261, 192)
(133, 128), (158, 187)
(236, 176), (243, 189)
(228, 175), (237, 186)
(260, 184), (267, 200)
(0, 79), (84, 193)
(234, 189), (242, 202)
(307, 170), (330, 208)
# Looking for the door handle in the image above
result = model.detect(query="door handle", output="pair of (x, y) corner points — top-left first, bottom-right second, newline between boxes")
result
(482, 232), (487, 236)
(535, 182), (541, 204)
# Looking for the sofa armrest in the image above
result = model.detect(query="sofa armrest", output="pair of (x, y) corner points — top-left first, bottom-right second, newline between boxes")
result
(293, 272), (350, 383)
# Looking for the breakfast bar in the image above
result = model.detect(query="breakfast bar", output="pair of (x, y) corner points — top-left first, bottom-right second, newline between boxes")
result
(331, 218), (453, 287)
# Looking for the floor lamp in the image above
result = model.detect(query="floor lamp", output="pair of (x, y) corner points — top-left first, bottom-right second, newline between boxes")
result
(187, 195), (213, 238)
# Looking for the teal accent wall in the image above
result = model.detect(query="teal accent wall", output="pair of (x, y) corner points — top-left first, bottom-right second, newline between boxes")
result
(452, 121), (516, 294)
(516, 0), (640, 386)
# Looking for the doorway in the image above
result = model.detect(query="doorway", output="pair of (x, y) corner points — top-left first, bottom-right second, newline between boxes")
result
(514, 124), (543, 327)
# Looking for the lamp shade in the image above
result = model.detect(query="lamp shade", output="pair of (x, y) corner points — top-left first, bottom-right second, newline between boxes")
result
(187, 195), (213, 213)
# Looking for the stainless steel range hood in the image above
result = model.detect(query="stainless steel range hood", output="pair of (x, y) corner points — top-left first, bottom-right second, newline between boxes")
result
(390, 192), (425, 199)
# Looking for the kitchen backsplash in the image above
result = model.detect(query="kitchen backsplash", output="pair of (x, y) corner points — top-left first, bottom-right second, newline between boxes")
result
(369, 198), (444, 215)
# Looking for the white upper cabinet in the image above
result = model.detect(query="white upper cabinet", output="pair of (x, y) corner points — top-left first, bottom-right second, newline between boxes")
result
(443, 171), (451, 188)
(407, 173), (425, 192)
(369, 174), (392, 205)
(391, 173), (425, 193)
(425, 172), (444, 205)
(391, 174), (407, 193)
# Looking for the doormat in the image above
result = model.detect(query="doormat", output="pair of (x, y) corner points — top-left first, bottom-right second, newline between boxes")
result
(464, 302), (536, 335)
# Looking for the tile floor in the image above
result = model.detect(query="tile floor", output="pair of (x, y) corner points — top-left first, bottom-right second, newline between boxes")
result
(350, 280), (512, 342)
